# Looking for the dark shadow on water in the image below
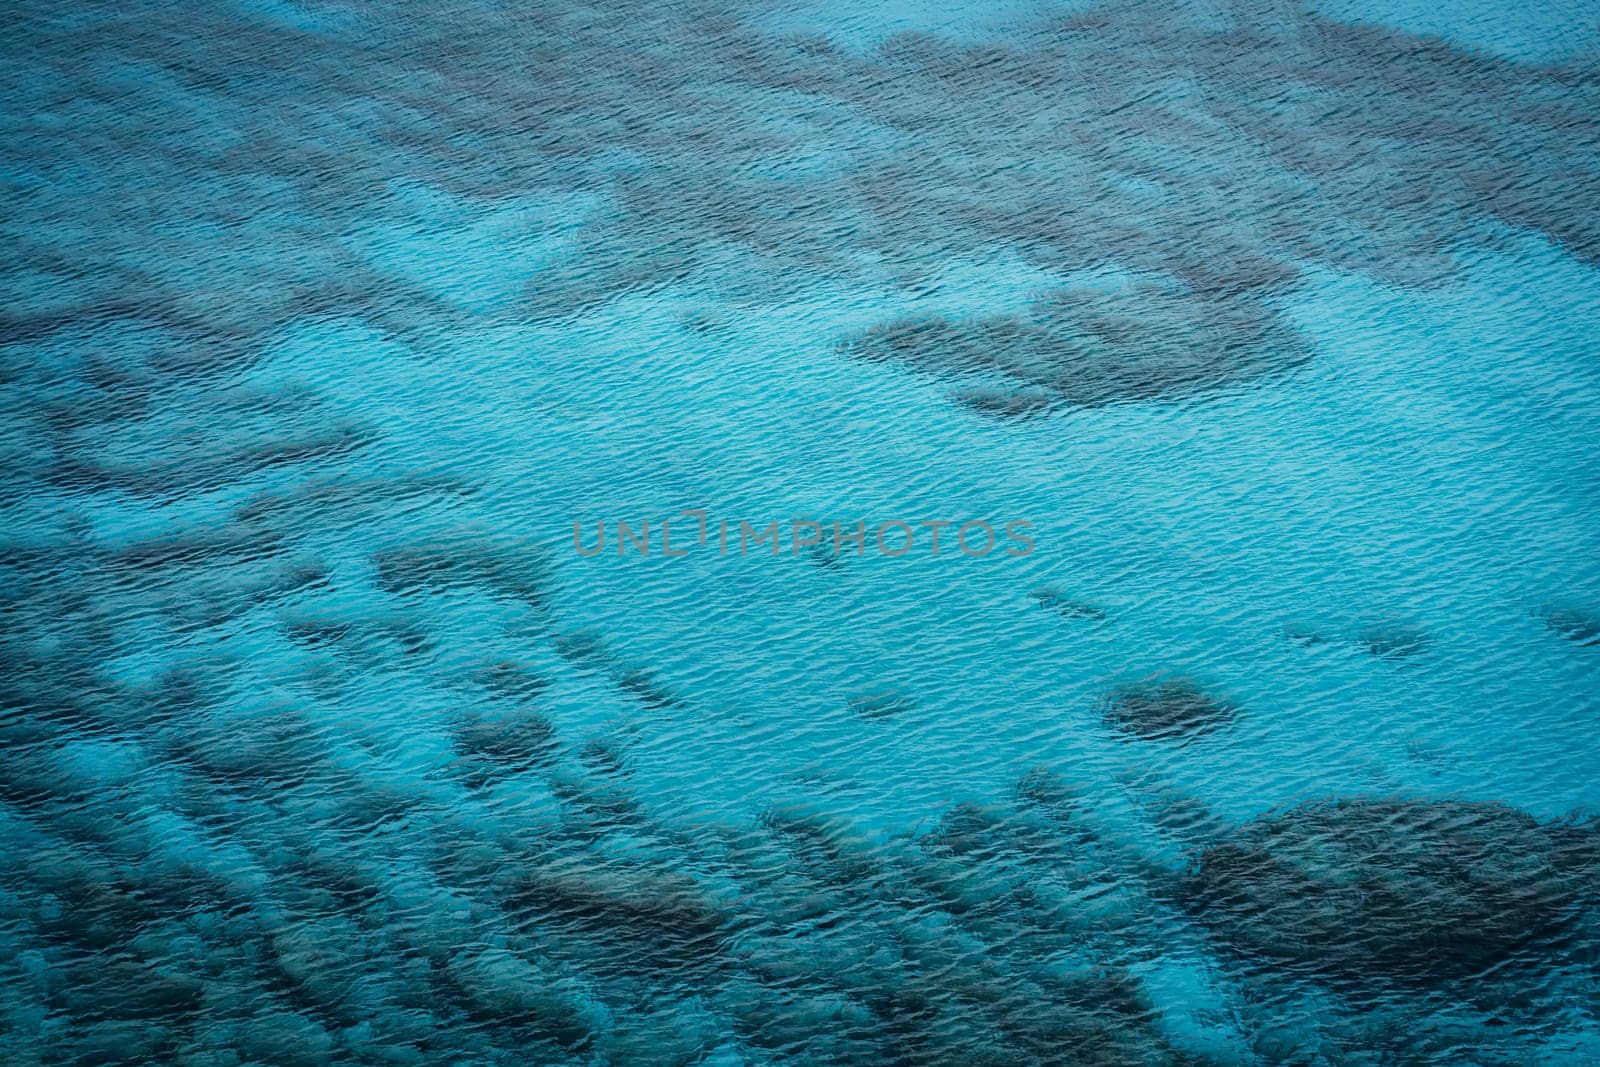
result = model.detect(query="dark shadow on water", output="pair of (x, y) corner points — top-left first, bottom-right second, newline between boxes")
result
(1103, 677), (1237, 743)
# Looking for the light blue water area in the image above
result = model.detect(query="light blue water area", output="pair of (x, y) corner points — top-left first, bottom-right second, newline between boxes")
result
(4, 0), (1600, 1063)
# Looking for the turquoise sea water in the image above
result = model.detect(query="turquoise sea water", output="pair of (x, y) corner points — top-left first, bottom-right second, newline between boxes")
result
(4, 0), (1600, 1063)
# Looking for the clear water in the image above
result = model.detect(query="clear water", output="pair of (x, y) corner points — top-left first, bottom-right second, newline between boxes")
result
(4, 0), (1600, 1063)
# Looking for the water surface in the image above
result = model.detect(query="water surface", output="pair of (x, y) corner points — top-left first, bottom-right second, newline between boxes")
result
(3, 0), (1600, 1062)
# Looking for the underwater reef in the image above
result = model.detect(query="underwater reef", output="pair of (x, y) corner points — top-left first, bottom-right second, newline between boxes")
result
(1103, 679), (1236, 743)
(1540, 604), (1600, 648)
(1186, 798), (1600, 985)
(842, 280), (1309, 411)
(3, 0), (1600, 1062)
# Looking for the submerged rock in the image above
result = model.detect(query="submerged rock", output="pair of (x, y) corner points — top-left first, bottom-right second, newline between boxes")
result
(1186, 798), (1600, 985)
(554, 629), (684, 708)
(553, 628), (608, 665)
(1280, 622), (1330, 647)
(173, 706), (328, 787)
(1013, 767), (1089, 838)
(843, 280), (1308, 414)
(922, 800), (1018, 859)
(454, 707), (557, 773)
(510, 861), (729, 954)
(951, 385), (1055, 419)
(578, 734), (631, 775)
(759, 804), (883, 886)
(1103, 679), (1235, 743)
(444, 948), (595, 1048)
(372, 532), (548, 607)
(847, 690), (913, 720)
(1540, 604), (1600, 648)
(614, 666), (683, 710)
(1031, 587), (1109, 622)
(472, 660), (550, 702)
(1354, 624), (1429, 660)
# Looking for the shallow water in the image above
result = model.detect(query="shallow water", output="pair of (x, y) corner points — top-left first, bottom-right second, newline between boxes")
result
(4, 0), (1600, 1063)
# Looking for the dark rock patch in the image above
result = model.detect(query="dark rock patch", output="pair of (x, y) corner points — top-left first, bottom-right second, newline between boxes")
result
(847, 690), (913, 720)
(1540, 604), (1600, 647)
(842, 280), (1308, 414)
(549, 769), (643, 825)
(615, 666), (683, 710)
(1280, 622), (1330, 647)
(1355, 624), (1429, 659)
(455, 708), (558, 773)
(1032, 587), (1109, 621)
(509, 862), (729, 963)
(282, 613), (356, 648)
(373, 533), (547, 606)
(802, 540), (841, 569)
(172, 707), (328, 787)
(579, 734), (632, 775)
(1186, 797), (1600, 986)
(552, 629), (682, 707)
(759, 804), (882, 886)
(472, 660), (550, 702)
(553, 628), (608, 666)
(952, 385), (1056, 419)
(109, 524), (284, 572)
(1103, 679), (1235, 742)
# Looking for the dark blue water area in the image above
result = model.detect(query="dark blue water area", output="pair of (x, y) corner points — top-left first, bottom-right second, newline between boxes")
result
(4, 0), (1600, 1062)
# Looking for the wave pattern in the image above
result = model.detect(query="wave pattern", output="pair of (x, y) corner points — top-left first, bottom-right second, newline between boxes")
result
(4, 0), (1600, 1063)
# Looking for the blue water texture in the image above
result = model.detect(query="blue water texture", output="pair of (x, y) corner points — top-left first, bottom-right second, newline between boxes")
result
(4, 0), (1600, 1063)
